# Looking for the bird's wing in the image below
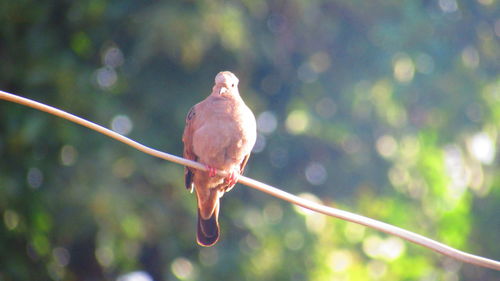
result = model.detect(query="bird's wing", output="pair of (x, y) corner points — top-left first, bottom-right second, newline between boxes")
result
(182, 105), (198, 192)
(239, 153), (251, 174)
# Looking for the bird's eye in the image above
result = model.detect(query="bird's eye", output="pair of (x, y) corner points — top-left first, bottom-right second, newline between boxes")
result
(231, 83), (235, 87)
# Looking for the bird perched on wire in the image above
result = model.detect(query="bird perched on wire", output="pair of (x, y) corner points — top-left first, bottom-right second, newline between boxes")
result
(182, 71), (257, 246)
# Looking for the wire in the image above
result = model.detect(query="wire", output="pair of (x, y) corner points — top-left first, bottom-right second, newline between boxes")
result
(1, 89), (499, 271)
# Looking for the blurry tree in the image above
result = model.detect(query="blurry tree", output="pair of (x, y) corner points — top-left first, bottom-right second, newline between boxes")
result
(0, 0), (499, 280)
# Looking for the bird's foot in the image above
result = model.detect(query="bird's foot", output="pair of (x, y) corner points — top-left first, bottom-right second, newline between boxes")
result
(205, 165), (217, 177)
(225, 170), (240, 187)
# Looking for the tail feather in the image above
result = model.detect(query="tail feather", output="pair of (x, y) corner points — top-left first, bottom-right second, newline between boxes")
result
(197, 205), (220, 247)
(185, 169), (194, 191)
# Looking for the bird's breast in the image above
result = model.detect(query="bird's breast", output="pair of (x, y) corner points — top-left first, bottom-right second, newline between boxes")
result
(192, 102), (255, 169)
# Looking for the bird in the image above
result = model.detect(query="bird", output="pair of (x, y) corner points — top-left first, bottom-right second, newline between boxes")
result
(182, 71), (257, 246)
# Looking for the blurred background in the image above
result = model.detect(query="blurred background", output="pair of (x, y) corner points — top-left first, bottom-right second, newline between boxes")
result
(1, 0), (499, 280)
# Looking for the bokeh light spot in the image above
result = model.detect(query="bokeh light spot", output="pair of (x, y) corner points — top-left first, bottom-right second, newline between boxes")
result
(444, 145), (469, 201)
(32, 233), (50, 255)
(305, 213), (326, 233)
(439, 0), (458, 13)
(341, 135), (362, 154)
(294, 193), (326, 233)
(47, 262), (64, 280)
(392, 54), (415, 83)
(53, 247), (71, 267)
(329, 250), (353, 272)
(368, 260), (387, 279)
(400, 136), (421, 159)
(286, 110), (309, 134)
(263, 202), (283, 224)
(4, 210), (20, 230)
(309, 52), (331, 73)
(103, 46), (124, 68)
(376, 135), (398, 158)
(112, 157), (136, 179)
(244, 208), (264, 230)
(117, 271), (153, 281)
(388, 165), (410, 188)
(27, 167), (43, 189)
(304, 162), (327, 185)
(371, 79), (393, 100)
(383, 237), (405, 260)
(70, 32), (92, 56)
(461, 46), (480, 69)
(121, 215), (143, 239)
(96, 67), (117, 89)
(60, 145), (78, 166)
(344, 223), (366, 243)
(476, 0), (494, 5)
(96, 245), (114, 267)
(171, 257), (195, 280)
(240, 234), (260, 252)
(363, 235), (405, 261)
(468, 132), (495, 164)
(111, 115), (133, 135)
(257, 111), (278, 134)
(294, 193), (322, 216)
(363, 235), (383, 258)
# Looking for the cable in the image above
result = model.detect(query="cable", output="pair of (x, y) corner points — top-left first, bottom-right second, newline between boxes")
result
(1, 89), (499, 270)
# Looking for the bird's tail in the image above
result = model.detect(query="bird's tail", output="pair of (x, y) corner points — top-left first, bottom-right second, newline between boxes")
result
(197, 203), (220, 247)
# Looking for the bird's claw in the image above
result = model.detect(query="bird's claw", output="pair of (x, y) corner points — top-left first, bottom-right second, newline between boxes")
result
(206, 165), (217, 177)
(225, 170), (239, 186)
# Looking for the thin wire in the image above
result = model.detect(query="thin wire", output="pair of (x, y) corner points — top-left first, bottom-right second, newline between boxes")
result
(1, 89), (499, 271)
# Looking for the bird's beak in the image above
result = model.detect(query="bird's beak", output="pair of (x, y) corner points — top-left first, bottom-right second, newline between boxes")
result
(219, 87), (228, 95)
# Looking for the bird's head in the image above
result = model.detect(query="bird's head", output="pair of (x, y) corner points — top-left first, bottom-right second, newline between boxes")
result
(213, 71), (239, 97)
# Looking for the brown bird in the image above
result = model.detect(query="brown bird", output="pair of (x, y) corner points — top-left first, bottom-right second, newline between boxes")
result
(182, 71), (257, 246)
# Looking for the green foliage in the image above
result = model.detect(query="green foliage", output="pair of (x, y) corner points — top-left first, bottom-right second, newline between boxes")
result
(1, 0), (499, 280)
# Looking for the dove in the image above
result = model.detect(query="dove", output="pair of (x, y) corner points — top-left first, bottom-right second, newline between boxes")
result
(182, 71), (257, 246)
